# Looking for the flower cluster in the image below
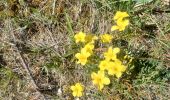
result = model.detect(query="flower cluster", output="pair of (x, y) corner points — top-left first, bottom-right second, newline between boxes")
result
(74, 32), (98, 65)
(100, 47), (126, 77)
(92, 46), (126, 90)
(71, 11), (129, 98)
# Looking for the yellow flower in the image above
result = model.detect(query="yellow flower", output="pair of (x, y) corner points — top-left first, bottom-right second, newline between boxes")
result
(82, 43), (94, 55)
(111, 19), (129, 31)
(75, 49), (90, 65)
(104, 47), (120, 61)
(91, 71), (110, 90)
(70, 83), (84, 97)
(74, 32), (86, 43)
(111, 11), (129, 31)
(107, 60), (126, 78)
(98, 60), (110, 71)
(113, 11), (129, 21)
(85, 34), (98, 43)
(100, 34), (113, 43)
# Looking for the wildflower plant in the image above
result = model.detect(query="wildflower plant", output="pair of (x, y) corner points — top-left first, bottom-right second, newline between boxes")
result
(71, 11), (130, 98)
(1, 1), (169, 99)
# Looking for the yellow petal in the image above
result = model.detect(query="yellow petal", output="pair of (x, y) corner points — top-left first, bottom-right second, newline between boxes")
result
(115, 72), (122, 78)
(92, 80), (97, 85)
(98, 70), (105, 77)
(77, 92), (83, 97)
(81, 49), (91, 57)
(123, 19), (129, 26)
(113, 47), (120, 54)
(91, 72), (96, 79)
(71, 86), (75, 91)
(108, 70), (114, 75)
(76, 83), (83, 91)
(119, 27), (125, 31)
(74, 32), (86, 43)
(111, 25), (119, 31)
(73, 91), (77, 97)
(103, 77), (110, 85)
(114, 11), (129, 20)
(93, 36), (98, 40)
(99, 83), (104, 90)
(113, 11), (121, 20)
(75, 40), (79, 43)
(100, 34), (113, 43)
(99, 60), (110, 70)
(81, 60), (87, 65)
(122, 12), (129, 17)
(116, 19), (129, 31)
(75, 53), (80, 58)
(120, 65), (126, 72)
(82, 43), (94, 55)
(107, 62), (116, 75)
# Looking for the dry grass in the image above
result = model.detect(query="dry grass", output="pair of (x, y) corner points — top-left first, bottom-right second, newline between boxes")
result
(0, 0), (170, 99)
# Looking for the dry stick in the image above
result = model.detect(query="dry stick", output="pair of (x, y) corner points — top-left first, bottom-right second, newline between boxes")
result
(16, 49), (47, 100)
(10, 29), (47, 100)
(52, 0), (56, 15)
(12, 44), (47, 100)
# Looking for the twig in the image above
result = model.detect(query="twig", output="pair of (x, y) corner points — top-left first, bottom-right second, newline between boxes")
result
(9, 22), (47, 100)
(14, 41), (47, 100)
(52, 0), (56, 15)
